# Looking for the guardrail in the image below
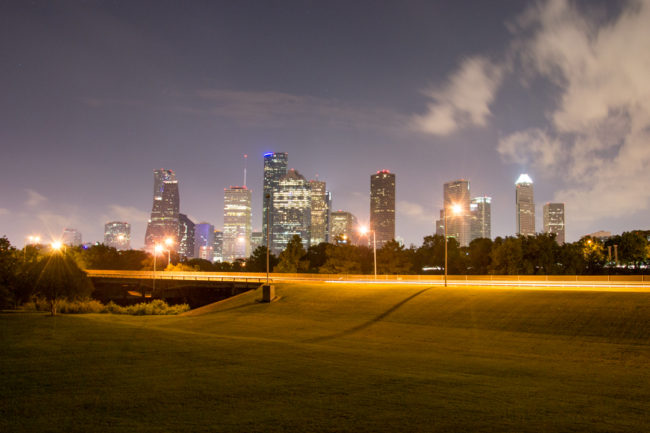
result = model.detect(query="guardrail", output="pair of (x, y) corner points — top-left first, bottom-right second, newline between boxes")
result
(85, 270), (650, 287)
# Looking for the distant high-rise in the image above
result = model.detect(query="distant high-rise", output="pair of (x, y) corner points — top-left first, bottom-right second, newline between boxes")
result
(435, 210), (445, 236)
(145, 169), (180, 251)
(104, 221), (130, 250)
(223, 186), (252, 262)
(516, 174), (535, 236)
(263, 152), (288, 248)
(470, 196), (492, 241)
(250, 231), (263, 251)
(330, 211), (359, 244)
(212, 230), (223, 263)
(194, 222), (215, 258)
(272, 169), (311, 253)
(309, 180), (329, 246)
(370, 170), (395, 248)
(62, 228), (82, 247)
(444, 179), (471, 247)
(177, 214), (195, 258)
(543, 203), (565, 244)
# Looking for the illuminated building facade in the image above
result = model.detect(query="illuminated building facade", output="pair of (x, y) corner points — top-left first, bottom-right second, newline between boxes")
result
(470, 196), (492, 241)
(444, 179), (471, 247)
(272, 169), (311, 253)
(516, 174), (535, 236)
(263, 152), (288, 248)
(177, 214), (195, 258)
(309, 180), (329, 246)
(145, 169), (180, 251)
(250, 231), (263, 251)
(543, 202), (565, 244)
(330, 211), (358, 244)
(370, 170), (395, 248)
(104, 221), (130, 250)
(194, 222), (215, 258)
(223, 186), (252, 262)
(212, 229), (223, 262)
(62, 228), (82, 247)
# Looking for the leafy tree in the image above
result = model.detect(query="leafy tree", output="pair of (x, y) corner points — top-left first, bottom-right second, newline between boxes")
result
(245, 246), (278, 272)
(186, 258), (216, 271)
(34, 250), (93, 315)
(165, 262), (197, 272)
(468, 238), (492, 275)
(618, 231), (648, 269)
(581, 236), (605, 274)
(490, 236), (523, 275)
(376, 240), (413, 274)
(275, 235), (308, 273)
(557, 242), (585, 275)
(305, 242), (329, 273)
(0, 237), (18, 308)
(319, 244), (362, 274)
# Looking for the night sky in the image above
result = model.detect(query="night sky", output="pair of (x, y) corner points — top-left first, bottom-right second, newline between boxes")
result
(1, 0), (648, 249)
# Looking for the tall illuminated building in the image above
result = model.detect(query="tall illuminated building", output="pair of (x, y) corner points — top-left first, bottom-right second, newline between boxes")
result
(330, 211), (358, 244)
(370, 170), (395, 248)
(104, 221), (130, 250)
(272, 169), (311, 253)
(194, 222), (214, 258)
(435, 210), (445, 236)
(309, 180), (329, 246)
(223, 186), (252, 262)
(212, 229), (223, 263)
(543, 202), (565, 244)
(62, 228), (82, 247)
(443, 179), (471, 247)
(250, 231), (263, 251)
(516, 174), (535, 236)
(145, 169), (180, 251)
(177, 214), (194, 258)
(470, 196), (492, 241)
(263, 152), (288, 248)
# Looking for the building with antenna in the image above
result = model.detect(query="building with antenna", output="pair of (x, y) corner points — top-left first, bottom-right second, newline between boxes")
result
(223, 186), (252, 262)
(145, 169), (180, 252)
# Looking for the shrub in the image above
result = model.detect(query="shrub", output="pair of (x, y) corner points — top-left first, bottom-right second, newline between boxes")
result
(20, 298), (189, 315)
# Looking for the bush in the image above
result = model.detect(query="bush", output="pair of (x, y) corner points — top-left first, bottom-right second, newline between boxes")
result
(21, 298), (189, 315)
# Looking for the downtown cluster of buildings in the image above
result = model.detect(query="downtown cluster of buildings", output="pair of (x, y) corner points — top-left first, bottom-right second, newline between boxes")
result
(139, 152), (396, 263)
(49, 156), (567, 259)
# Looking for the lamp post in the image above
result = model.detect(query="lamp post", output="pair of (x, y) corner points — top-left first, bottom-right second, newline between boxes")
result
(265, 193), (271, 285)
(359, 226), (377, 280)
(153, 244), (163, 297)
(444, 204), (462, 287)
(164, 237), (173, 266)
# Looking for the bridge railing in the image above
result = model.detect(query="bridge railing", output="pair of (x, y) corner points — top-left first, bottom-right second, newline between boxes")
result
(85, 270), (650, 286)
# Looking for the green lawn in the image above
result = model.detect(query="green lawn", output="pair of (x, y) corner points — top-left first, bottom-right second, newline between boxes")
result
(1, 283), (649, 432)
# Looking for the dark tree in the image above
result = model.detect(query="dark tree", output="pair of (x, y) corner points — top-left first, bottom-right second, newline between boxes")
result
(34, 250), (93, 315)
(376, 240), (413, 274)
(275, 235), (308, 273)
(0, 237), (18, 308)
(319, 244), (362, 274)
(490, 236), (523, 275)
(305, 242), (329, 273)
(468, 238), (493, 275)
(246, 246), (278, 272)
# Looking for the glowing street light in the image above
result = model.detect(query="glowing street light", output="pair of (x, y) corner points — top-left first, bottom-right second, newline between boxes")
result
(163, 237), (173, 266)
(359, 225), (377, 280)
(444, 203), (462, 287)
(51, 240), (64, 252)
(152, 243), (164, 296)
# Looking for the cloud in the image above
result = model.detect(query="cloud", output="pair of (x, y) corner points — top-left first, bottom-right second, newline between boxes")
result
(412, 56), (504, 135)
(106, 205), (149, 224)
(503, 0), (650, 222)
(397, 200), (433, 223)
(25, 189), (46, 207)
(0, 208), (9, 216)
(497, 128), (563, 171)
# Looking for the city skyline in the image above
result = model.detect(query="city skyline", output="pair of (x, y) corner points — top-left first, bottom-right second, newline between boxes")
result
(2, 1), (649, 248)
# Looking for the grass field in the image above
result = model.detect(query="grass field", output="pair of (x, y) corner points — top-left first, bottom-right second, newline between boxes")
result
(2, 282), (650, 432)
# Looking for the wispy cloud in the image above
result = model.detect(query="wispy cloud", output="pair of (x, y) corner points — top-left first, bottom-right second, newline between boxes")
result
(0, 208), (9, 216)
(397, 200), (433, 224)
(411, 56), (504, 135)
(497, 128), (563, 171)
(106, 205), (149, 224)
(25, 189), (46, 207)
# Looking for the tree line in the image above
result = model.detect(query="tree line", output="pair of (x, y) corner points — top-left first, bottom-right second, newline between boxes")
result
(2, 231), (649, 308)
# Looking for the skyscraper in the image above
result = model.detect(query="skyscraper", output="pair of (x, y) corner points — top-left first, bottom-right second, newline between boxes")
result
(104, 221), (130, 250)
(145, 169), (180, 251)
(62, 228), (82, 246)
(309, 179), (329, 246)
(470, 196), (492, 241)
(250, 231), (263, 251)
(435, 210), (445, 236)
(194, 222), (215, 258)
(223, 186), (252, 262)
(444, 179), (471, 247)
(212, 229), (223, 263)
(370, 170), (395, 248)
(263, 152), (288, 248)
(330, 211), (359, 244)
(177, 213), (195, 258)
(272, 169), (311, 253)
(543, 202), (565, 244)
(516, 174), (535, 236)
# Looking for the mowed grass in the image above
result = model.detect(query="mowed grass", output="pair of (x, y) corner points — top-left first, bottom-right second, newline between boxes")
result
(1, 283), (650, 432)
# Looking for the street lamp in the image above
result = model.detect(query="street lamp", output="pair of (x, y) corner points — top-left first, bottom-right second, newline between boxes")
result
(444, 203), (462, 287)
(359, 226), (377, 280)
(164, 237), (174, 266)
(153, 244), (164, 296)
(51, 240), (64, 252)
